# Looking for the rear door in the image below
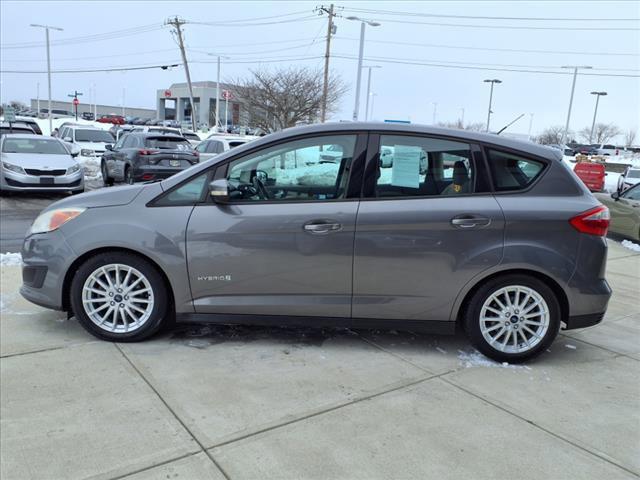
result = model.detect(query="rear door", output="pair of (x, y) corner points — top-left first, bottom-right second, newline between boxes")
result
(352, 133), (504, 323)
(186, 133), (367, 318)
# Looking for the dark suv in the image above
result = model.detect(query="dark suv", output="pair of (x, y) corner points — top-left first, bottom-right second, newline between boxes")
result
(21, 123), (611, 362)
(101, 132), (199, 185)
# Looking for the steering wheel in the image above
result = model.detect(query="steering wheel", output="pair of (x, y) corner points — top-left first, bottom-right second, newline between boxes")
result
(252, 172), (273, 200)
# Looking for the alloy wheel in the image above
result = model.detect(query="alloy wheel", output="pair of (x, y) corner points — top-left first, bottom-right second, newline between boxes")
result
(479, 285), (550, 354)
(81, 263), (154, 333)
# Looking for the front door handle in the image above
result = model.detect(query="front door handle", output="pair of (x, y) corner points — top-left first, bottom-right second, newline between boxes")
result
(303, 220), (342, 234)
(451, 215), (491, 228)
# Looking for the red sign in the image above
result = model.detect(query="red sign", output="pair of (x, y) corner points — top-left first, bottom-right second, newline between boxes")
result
(164, 90), (172, 98)
(222, 90), (232, 100)
(73, 98), (79, 106)
(574, 161), (605, 192)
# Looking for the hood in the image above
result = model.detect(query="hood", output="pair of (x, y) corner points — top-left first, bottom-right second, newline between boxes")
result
(43, 184), (147, 211)
(1, 152), (77, 170)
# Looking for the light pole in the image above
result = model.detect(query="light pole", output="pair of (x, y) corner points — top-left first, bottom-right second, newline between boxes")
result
(370, 93), (377, 120)
(432, 102), (437, 124)
(30, 23), (63, 135)
(346, 16), (381, 121)
(483, 79), (502, 132)
(589, 91), (607, 143)
(459, 107), (465, 127)
(207, 54), (230, 131)
(560, 65), (592, 145)
(363, 65), (381, 121)
(528, 113), (534, 138)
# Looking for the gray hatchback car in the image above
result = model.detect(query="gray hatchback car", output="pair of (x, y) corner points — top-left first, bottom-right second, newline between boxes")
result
(20, 123), (612, 362)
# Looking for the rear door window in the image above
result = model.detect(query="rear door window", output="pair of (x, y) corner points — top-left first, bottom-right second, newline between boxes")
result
(486, 150), (546, 191)
(375, 135), (476, 197)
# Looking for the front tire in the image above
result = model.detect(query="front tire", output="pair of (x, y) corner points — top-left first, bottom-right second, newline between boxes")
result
(101, 161), (113, 187)
(70, 252), (169, 341)
(464, 274), (561, 363)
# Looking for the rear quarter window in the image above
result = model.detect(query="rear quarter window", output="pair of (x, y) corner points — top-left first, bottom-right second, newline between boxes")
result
(486, 149), (546, 192)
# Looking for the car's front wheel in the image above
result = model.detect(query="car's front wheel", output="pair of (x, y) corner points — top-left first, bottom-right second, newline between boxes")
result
(70, 252), (168, 341)
(101, 161), (113, 186)
(464, 274), (561, 363)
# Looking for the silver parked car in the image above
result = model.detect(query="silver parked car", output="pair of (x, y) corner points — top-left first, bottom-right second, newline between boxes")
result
(20, 123), (612, 362)
(1, 134), (84, 194)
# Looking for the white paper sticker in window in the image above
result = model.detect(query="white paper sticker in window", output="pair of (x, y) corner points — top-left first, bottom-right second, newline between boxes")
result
(391, 145), (421, 188)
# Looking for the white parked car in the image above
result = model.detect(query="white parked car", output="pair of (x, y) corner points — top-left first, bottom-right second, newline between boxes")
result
(618, 166), (640, 191)
(195, 135), (257, 161)
(181, 130), (202, 147)
(0, 134), (84, 194)
(58, 125), (115, 159)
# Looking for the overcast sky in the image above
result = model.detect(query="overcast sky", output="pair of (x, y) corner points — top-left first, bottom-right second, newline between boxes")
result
(1, 0), (639, 139)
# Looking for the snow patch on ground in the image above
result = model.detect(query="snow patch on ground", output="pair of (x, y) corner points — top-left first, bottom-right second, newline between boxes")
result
(457, 350), (526, 369)
(1, 252), (22, 266)
(565, 344), (577, 350)
(621, 240), (640, 253)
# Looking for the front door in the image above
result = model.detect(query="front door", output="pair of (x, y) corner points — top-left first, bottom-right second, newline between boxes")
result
(352, 133), (505, 322)
(186, 133), (366, 318)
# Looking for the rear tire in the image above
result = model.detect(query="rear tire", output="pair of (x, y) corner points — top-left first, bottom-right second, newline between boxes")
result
(70, 252), (169, 342)
(463, 274), (561, 363)
(125, 166), (134, 185)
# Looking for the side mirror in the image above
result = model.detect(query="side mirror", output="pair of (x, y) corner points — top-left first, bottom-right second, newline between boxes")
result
(63, 136), (72, 143)
(209, 179), (230, 203)
(612, 191), (620, 200)
(105, 144), (113, 151)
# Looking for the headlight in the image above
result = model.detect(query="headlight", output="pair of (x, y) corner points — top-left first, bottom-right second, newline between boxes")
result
(30, 208), (86, 234)
(81, 149), (95, 157)
(2, 161), (26, 175)
(66, 163), (81, 175)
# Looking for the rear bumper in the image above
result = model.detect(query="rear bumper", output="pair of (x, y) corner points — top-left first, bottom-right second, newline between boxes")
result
(133, 165), (191, 181)
(564, 312), (605, 330)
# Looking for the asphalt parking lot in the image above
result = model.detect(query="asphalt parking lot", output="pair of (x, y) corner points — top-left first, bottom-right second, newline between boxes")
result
(0, 240), (639, 480)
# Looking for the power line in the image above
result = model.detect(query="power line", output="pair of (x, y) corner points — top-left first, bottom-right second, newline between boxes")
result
(343, 7), (640, 22)
(332, 54), (640, 77)
(0, 63), (181, 73)
(186, 39), (324, 57)
(187, 15), (320, 27)
(333, 36), (640, 57)
(361, 17), (640, 31)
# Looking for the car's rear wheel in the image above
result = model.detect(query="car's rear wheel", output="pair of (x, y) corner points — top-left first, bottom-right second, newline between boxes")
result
(101, 161), (113, 186)
(464, 274), (560, 363)
(70, 252), (168, 341)
(125, 166), (134, 185)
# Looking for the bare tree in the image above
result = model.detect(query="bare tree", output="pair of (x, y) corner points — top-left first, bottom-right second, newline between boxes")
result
(624, 128), (637, 147)
(536, 126), (566, 145)
(578, 123), (622, 144)
(230, 67), (348, 132)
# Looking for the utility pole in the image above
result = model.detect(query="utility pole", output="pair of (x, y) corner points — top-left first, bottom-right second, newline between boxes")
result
(122, 88), (126, 117)
(318, 4), (336, 122)
(166, 16), (197, 131)
(30, 24), (63, 135)
(560, 65), (592, 146)
(37, 82), (40, 114)
(67, 90), (83, 121)
(432, 102), (437, 124)
(363, 65), (381, 121)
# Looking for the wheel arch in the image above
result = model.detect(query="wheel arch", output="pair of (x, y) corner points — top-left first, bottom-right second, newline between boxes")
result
(62, 246), (175, 313)
(453, 268), (569, 326)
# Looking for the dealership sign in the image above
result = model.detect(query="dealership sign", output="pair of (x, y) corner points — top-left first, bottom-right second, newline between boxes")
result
(164, 90), (172, 98)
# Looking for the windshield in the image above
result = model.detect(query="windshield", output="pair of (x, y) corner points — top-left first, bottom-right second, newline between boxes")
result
(2, 137), (68, 154)
(229, 141), (247, 148)
(75, 129), (114, 143)
(145, 137), (192, 150)
(627, 170), (640, 179)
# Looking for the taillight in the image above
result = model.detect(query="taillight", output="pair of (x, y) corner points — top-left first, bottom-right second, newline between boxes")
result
(569, 205), (610, 236)
(138, 149), (159, 155)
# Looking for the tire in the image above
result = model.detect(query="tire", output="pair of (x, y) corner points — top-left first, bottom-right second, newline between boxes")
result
(125, 166), (134, 185)
(463, 274), (561, 363)
(70, 252), (169, 342)
(101, 161), (113, 187)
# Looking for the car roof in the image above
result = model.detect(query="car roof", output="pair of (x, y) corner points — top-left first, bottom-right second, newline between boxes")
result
(270, 122), (562, 161)
(0, 122), (35, 130)
(132, 132), (186, 139)
(0, 133), (49, 139)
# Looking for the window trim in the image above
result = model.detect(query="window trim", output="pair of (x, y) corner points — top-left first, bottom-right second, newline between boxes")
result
(361, 131), (487, 201)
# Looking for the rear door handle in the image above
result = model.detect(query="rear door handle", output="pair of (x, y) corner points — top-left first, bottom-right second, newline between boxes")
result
(303, 220), (342, 234)
(451, 215), (491, 228)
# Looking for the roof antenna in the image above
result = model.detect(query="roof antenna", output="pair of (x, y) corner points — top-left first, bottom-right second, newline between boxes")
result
(496, 113), (525, 135)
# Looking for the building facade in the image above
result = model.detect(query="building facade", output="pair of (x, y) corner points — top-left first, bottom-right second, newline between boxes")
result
(30, 99), (155, 119)
(156, 81), (244, 128)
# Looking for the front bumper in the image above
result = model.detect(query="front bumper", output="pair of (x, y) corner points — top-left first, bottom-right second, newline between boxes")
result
(20, 229), (77, 311)
(1, 168), (84, 192)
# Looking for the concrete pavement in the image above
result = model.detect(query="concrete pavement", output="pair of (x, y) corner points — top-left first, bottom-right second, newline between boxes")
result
(1, 240), (638, 479)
